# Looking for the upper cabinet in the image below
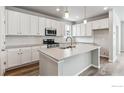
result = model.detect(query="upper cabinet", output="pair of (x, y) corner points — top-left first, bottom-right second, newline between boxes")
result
(20, 12), (30, 35)
(92, 18), (109, 30)
(85, 22), (92, 36)
(72, 23), (92, 36)
(39, 17), (45, 36)
(72, 18), (109, 37)
(30, 15), (39, 35)
(45, 18), (52, 28)
(6, 10), (67, 36)
(80, 23), (86, 36)
(6, 10), (20, 35)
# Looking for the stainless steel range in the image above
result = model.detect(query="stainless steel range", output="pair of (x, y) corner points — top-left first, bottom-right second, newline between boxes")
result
(43, 39), (59, 48)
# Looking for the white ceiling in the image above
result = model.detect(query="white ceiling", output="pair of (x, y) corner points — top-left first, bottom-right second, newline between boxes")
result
(16, 6), (109, 22)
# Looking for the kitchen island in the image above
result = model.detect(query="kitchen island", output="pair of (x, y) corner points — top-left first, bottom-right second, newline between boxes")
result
(38, 44), (100, 76)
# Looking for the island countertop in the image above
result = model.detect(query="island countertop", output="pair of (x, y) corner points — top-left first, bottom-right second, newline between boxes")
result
(38, 44), (100, 61)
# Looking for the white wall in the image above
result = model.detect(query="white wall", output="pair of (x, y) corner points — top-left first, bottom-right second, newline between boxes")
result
(109, 9), (121, 62)
(94, 29), (109, 57)
(74, 37), (94, 43)
(6, 36), (43, 47)
(121, 22), (124, 51)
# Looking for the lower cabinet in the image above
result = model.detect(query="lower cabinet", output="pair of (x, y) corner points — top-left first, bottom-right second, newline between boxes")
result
(7, 46), (40, 69)
(21, 47), (32, 64)
(7, 48), (21, 68)
(31, 46), (40, 61)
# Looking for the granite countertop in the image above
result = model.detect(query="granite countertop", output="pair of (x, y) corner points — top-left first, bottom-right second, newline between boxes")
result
(39, 44), (100, 62)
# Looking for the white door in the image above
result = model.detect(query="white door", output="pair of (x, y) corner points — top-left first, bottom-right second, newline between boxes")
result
(80, 23), (86, 36)
(0, 51), (7, 76)
(20, 12), (30, 35)
(0, 7), (5, 51)
(30, 15), (39, 35)
(21, 47), (32, 64)
(6, 10), (20, 35)
(31, 46), (40, 61)
(39, 17), (45, 35)
(86, 22), (92, 36)
(7, 49), (21, 68)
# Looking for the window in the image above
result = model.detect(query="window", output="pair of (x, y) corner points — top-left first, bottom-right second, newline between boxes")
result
(65, 24), (71, 37)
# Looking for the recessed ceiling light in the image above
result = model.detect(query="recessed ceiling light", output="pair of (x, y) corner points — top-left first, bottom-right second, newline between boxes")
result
(56, 8), (60, 12)
(103, 7), (108, 10)
(76, 16), (79, 18)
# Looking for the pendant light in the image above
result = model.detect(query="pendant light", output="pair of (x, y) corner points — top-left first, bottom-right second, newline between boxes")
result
(64, 7), (69, 18)
(83, 6), (87, 24)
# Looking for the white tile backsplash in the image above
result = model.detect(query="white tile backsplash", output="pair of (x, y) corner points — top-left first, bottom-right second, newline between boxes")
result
(6, 36), (43, 46)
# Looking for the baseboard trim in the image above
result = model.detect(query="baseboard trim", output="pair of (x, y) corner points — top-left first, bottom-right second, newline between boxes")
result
(75, 64), (92, 76)
(91, 64), (100, 69)
(75, 64), (100, 76)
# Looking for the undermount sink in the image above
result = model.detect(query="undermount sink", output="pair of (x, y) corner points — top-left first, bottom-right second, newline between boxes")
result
(59, 45), (76, 49)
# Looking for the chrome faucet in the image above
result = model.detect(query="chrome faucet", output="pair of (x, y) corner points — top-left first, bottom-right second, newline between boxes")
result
(66, 37), (73, 47)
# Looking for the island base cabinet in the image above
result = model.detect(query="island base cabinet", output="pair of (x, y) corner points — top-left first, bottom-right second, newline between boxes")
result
(39, 53), (58, 76)
(39, 48), (100, 76)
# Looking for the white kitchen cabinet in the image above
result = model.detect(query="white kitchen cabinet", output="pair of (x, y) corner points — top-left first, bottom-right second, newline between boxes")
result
(60, 22), (65, 36)
(30, 15), (39, 35)
(20, 12), (30, 35)
(80, 23), (86, 36)
(85, 22), (92, 36)
(51, 20), (57, 29)
(7, 48), (21, 68)
(6, 10), (20, 35)
(31, 46), (40, 61)
(21, 47), (32, 64)
(7, 47), (32, 68)
(76, 24), (81, 36)
(56, 21), (62, 36)
(92, 18), (109, 30)
(72, 25), (77, 36)
(45, 18), (52, 28)
(99, 18), (109, 29)
(39, 17), (45, 35)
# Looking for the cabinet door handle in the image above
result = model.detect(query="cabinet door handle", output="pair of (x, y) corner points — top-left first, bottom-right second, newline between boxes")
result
(1, 49), (5, 51)
(4, 61), (6, 65)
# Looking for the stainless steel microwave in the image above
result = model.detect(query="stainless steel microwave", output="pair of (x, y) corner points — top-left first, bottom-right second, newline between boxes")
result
(45, 28), (57, 36)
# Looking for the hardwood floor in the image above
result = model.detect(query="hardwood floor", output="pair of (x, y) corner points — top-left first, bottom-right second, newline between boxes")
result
(4, 62), (39, 76)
